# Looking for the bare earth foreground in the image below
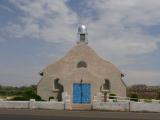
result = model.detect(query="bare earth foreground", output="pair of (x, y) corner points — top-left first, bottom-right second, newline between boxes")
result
(0, 109), (159, 120)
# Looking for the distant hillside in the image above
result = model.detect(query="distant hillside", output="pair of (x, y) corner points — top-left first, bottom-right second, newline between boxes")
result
(0, 84), (42, 101)
(127, 84), (160, 99)
(0, 85), (37, 97)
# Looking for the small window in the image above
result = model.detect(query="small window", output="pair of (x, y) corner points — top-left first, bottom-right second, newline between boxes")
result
(77, 61), (87, 68)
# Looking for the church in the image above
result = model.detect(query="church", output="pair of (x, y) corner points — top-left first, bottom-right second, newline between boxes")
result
(37, 25), (126, 104)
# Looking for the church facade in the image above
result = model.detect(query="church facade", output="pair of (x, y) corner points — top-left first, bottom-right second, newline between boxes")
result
(37, 25), (126, 104)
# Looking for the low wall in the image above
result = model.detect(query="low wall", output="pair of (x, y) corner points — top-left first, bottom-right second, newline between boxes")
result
(0, 101), (29, 109)
(0, 100), (64, 110)
(93, 101), (129, 111)
(0, 100), (160, 112)
(130, 102), (160, 112)
(93, 101), (160, 112)
(30, 101), (64, 110)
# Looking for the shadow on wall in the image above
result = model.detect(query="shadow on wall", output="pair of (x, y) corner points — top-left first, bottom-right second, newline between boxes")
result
(54, 78), (64, 101)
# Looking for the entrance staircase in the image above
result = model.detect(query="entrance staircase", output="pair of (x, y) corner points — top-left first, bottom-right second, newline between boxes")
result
(71, 104), (92, 110)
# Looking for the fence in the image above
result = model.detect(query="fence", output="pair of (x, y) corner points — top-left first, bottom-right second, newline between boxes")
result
(0, 99), (160, 112)
(92, 100), (160, 112)
(0, 99), (64, 110)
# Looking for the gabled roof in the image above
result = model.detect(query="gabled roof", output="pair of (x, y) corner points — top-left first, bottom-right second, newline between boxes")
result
(44, 42), (122, 79)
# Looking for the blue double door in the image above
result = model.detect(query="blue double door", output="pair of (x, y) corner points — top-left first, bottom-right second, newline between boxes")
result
(73, 83), (91, 104)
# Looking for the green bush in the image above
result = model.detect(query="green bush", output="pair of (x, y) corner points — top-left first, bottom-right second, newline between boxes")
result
(130, 93), (139, 102)
(0, 85), (37, 96)
(23, 90), (41, 101)
(11, 89), (41, 101)
(0, 90), (6, 96)
(109, 93), (116, 99)
(12, 96), (29, 101)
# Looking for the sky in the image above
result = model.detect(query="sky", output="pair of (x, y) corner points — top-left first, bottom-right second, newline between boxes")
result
(0, 0), (160, 86)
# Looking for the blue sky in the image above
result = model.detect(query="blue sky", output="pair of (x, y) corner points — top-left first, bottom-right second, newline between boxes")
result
(0, 0), (160, 86)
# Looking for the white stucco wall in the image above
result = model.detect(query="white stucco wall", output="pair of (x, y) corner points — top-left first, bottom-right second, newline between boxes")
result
(0, 101), (29, 109)
(30, 100), (64, 110)
(93, 101), (160, 112)
(93, 101), (129, 111)
(0, 100), (160, 112)
(130, 102), (160, 112)
(0, 100), (64, 110)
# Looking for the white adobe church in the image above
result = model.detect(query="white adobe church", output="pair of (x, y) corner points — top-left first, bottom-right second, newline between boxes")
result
(37, 25), (126, 106)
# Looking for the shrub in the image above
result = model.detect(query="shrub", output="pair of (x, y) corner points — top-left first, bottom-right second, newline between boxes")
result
(12, 96), (29, 101)
(109, 93), (116, 99)
(130, 93), (139, 102)
(23, 90), (41, 101)
(11, 89), (41, 101)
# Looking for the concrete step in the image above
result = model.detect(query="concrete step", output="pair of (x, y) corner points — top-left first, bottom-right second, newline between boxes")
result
(71, 104), (92, 110)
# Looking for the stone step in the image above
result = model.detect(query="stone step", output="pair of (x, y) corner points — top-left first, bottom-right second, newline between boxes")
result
(71, 104), (92, 110)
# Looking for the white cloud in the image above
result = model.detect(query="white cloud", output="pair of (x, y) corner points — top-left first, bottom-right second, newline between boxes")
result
(76, 0), (160, 67)
(3, 0), (159, 56)
(0, 4), (15, 13)
(87, 0), (160, 25)
(6, 0), (78, 42)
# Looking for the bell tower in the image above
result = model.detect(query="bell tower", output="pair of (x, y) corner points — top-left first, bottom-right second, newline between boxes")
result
(77, 24), (88, 44)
